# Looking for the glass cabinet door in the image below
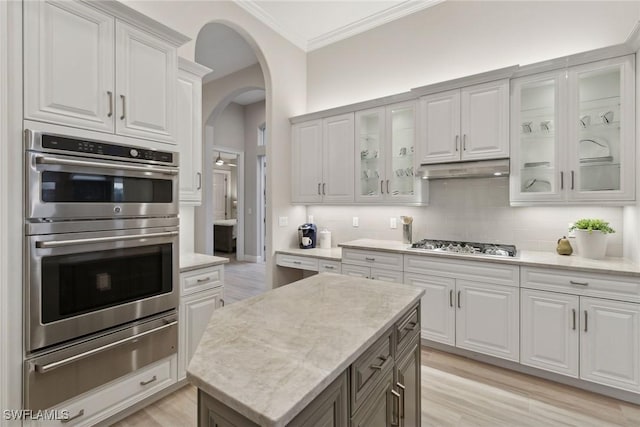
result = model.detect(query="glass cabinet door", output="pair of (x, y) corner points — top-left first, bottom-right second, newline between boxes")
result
(386, 102), (416, 201)
(355, 108), (385, 202)
(568, 56), (635, 201)
(510, 73), (563, 203)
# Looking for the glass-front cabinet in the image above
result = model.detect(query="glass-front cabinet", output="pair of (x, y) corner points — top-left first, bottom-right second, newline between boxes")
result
(510, 55), (635, 204)
(355, 101), (426, 204)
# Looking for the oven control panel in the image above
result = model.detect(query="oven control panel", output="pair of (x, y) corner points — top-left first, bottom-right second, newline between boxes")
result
(39, 134), (174, 164)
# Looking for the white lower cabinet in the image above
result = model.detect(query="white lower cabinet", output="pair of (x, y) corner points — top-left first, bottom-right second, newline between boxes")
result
(520, 289), (579, 377)
(179, 267), (224, 381)
(26, 356), (177, 427)
(340, 263), (403, 284)
(405, 271), (519, 362)
(580, 297), (640, 392)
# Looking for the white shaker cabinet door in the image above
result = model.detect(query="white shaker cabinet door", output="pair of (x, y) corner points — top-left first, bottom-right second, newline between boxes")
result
(24, 0), (115, 133)
(115, 21), (177, 144)
(292, 120), (323, 203)
(403, 273), (455, 346)
(580, 297), (640, 392)
(322, 113), (355, 203)
(520, 289), (579, 377)
(460, 80), (509, 161)
(418, 90), (460, 164)
(455, 280), (519, 361)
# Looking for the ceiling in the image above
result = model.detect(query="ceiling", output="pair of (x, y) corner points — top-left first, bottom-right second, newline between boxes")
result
(233, 89), (266, 105)
(235, 0), (444, 52)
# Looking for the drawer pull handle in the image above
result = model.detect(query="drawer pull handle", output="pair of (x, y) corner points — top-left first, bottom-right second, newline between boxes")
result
(196, 277), (211, 283)
(140, 375), (157, 386)
(457, 291), (462, 308)
(449, 289), (453, 307)
(365, 257), (375, 262)
(370, 363), (384, 370)
(570, 280), (588, 286)
(61, 409), (84, 423)
(324, 265), (334, 269)
(390, 389), (401, 426)
(221, 298), (225, 307)
(404, 322), (417, 331)
(293, 261), (302, 264)
(572, 308), (576, 330)
(397, 382), (406, 419)
(120, 94), (126, 120)
(107, 91), (113, 117)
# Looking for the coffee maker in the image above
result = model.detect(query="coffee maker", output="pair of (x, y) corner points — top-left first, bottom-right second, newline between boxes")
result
(298, 223), (317, 249)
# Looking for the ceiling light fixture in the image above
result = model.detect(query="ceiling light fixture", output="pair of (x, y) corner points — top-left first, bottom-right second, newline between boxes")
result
(215, 152), (224, 166)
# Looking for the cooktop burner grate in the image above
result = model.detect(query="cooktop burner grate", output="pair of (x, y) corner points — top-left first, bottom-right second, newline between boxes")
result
(410, 239), (517, 257)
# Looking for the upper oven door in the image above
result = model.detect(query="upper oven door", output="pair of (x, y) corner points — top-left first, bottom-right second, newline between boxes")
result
(26, 151), (178, 220)
(26, 226), (179, 353)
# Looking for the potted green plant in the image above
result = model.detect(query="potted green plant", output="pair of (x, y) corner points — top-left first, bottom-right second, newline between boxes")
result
(569, 219), (615, 260)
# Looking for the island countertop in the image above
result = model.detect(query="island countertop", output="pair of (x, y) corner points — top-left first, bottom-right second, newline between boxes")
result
(186, 273), (424, 427)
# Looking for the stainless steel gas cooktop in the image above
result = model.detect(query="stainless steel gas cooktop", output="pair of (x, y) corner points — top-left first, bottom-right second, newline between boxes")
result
(410, 239), (517, 258)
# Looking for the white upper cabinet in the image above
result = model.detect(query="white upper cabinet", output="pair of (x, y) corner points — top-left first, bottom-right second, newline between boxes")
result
(292, 114), (354, 204)
(24, 0), (115, 133)
(418, 79), (509, 164)
(115, 21), (177, 143)
(511, 55), (635, 205)
(24, 0), (186, 145)
(178, 58), (211, 205)
(355, 101), (426, 204)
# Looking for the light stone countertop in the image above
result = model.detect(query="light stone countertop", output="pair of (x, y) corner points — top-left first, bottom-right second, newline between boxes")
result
(179, 252), (229, 273)
(339, 239), (640, 277)
(186, 273), (424, 427)
(275, 246), (342, 261)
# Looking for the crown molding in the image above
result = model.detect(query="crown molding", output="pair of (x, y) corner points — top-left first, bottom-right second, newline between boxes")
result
(234, 0), (308, 51)
(307, 0), (445, 51)
(235, 0), (444, 52)
(179, 57), (213, 78)
(625, 21), (640, 51)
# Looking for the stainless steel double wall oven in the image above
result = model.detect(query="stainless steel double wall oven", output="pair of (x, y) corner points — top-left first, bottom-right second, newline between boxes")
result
(24, 129), (180, 410)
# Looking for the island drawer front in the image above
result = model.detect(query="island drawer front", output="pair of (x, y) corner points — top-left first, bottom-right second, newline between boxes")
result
(341, 263), (370, 278)
(276, 253), (319, 271)
(521, 267), (640, 303)
(396, 304), (420, 356)
(404, 255), (519, 287)
(350, 328), (393, 415)
(370, 268), (404, 284)
(342, 248), (403, 271)
(182, 266), (223, 296)
(319, 260), (342, 274)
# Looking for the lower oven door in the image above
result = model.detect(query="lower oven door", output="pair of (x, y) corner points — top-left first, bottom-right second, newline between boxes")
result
(26, 225), (179, 353)
(24, 312), (178, 410)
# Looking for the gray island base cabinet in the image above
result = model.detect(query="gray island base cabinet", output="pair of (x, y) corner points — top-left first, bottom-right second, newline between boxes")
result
(188, 274), (423, 427)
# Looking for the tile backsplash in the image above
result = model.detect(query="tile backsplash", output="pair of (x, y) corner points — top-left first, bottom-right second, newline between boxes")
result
(307, 178), (624, 257)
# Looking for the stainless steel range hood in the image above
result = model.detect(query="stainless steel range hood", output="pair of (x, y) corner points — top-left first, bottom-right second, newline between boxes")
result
(416, 159), (509, 180)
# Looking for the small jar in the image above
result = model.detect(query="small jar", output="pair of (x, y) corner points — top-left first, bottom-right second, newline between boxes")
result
(319, 228), (331, 249)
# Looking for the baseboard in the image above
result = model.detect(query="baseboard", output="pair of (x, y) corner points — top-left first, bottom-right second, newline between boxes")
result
(422, 339), (640, 405)
(238, 254), (261, 263)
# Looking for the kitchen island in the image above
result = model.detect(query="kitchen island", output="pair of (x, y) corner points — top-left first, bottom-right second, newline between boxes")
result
(187, 273), (424, 427)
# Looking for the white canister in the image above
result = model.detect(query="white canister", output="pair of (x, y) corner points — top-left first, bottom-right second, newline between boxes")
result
(319, 228), (331, 249)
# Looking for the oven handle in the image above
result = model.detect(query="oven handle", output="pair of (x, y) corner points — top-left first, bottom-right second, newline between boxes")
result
(35, 155), (179, 176)
(35, 320), (178, 374)
(36, 231), (179, 249)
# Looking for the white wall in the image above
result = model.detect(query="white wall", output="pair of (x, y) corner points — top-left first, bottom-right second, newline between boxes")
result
(212, 102), (245, 150)
(307, 1), (640, 111)
(244, 100), (266, 258)
(308, 179), (624, 257)
(123, 0), (308, 286)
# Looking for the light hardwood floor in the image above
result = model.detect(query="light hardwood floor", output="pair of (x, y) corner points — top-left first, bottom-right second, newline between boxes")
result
(114, 261), (640, 426)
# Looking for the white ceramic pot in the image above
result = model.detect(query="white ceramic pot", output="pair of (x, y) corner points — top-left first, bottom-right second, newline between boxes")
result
(574, 229), (608, 259)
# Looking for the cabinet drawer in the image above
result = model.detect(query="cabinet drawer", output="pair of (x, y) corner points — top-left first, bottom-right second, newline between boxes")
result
(342, 248), (403, 271)
(521, 267), (640, 303)
(350, 328), (393, 414)
(341, 263), (370, 278)
(396, 304), (420, 356)
(28, 356), (176, 427)
(404, 255), (519, 287)
(276, 254), (319, 271)
(318, 259), (341, 273)
(181, 266), (223, 295)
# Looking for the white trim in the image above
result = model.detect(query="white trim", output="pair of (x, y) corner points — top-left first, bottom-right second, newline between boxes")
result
(0, 0), (8, 413)
(178, 56), (212, 78)
(212, 169), (232, 220)
(625, 21), (640, 52)
(235, 0), (444, 52)
(307, 0), (445, 51)
(238, 254), (262, 263)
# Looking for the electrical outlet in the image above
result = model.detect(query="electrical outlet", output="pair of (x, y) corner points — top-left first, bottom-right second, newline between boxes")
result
(279, 216), (288, 227)
(390, 217), (397, 229)
(352, 217), (359, 227)
(308, 215), (314, 224)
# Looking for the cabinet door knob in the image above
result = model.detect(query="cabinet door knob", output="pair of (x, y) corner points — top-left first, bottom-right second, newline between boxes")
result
(120, 94), (126, 120)
(107, 91), (113, 118)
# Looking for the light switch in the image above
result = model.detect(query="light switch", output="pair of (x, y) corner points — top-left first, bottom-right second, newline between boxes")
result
(352, 217), (359, 227)
(390, 218), (397, 229)
(279, 216), (288, 227)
